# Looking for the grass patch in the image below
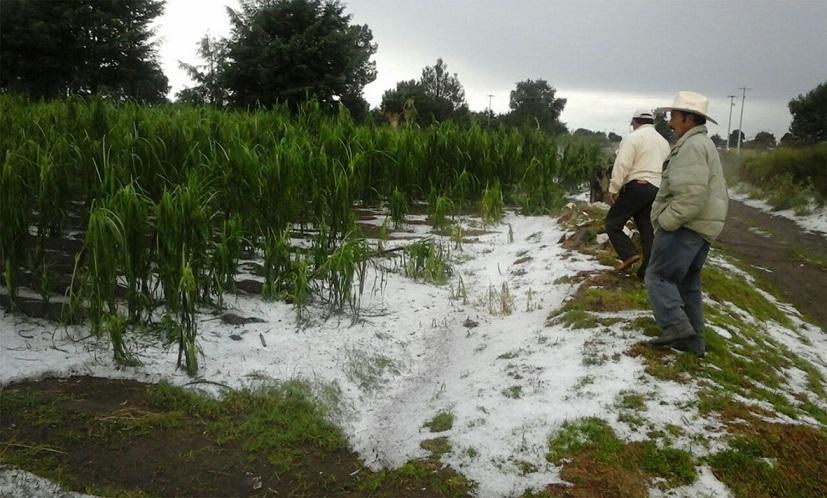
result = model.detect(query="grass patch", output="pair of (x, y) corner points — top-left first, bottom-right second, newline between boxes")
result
(702, 265), (792, 327)
(551, 201), (827, 496)
(617, 391), (647, 411)
(424, 412), (455, 433)
(0, 377), (474, 497)
(420, 437), (452, 457)
(625, 305), (827, 426)
(738, 144), (827, 209)
(514, 460), (539, 475)
(715, 244), (827, 328)
(708, 420), (827, 498)
(544, 418), (696, 496)
(624, 316), (661, 337)
(357, 459), (473, 496)
(547, 309), (621, 329)
(547, 272), (648, 329)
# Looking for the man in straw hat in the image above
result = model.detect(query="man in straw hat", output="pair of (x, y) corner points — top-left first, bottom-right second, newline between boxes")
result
(645, 91), (729, 357)
(605, 109), (671, 278)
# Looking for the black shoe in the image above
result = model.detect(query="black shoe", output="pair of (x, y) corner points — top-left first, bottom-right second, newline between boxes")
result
(668, 337), (705, 358)
(648, 322), (695, 345)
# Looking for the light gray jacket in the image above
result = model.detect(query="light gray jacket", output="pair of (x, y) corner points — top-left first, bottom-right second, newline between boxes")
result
(651, 125), (729, 242)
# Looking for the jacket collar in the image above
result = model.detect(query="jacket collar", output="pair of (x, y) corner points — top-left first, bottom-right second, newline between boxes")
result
(674, 125), (708, 148)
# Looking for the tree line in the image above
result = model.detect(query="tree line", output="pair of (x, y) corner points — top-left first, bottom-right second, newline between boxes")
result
(0, 0), (565, 135)
(0, 0), (824, 144)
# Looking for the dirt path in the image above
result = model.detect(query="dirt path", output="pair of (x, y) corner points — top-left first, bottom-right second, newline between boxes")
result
(716, 200), (827, 329)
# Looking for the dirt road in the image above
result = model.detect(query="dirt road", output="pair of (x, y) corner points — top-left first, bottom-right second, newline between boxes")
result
(716, 200), (827, 330)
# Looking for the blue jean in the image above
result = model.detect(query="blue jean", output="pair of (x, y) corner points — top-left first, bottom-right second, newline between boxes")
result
(644, 227), (710, 334)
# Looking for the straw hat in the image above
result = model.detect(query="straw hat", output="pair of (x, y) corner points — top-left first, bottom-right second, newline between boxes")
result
(632, 109), (654, 120)
(656, 91), (718, 125)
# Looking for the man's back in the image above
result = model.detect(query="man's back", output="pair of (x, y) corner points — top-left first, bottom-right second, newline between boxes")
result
(609, 124), (670, 192)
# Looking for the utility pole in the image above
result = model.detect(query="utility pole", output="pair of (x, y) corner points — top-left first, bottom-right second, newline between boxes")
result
(736, 87), (749, 154)
(726, 95), (736, 150)
(486, 94), (494, 127)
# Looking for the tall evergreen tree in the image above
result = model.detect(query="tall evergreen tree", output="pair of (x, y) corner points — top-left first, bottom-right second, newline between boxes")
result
(418, 58), (468, 123)
(380, 59), (468, 126)
(177, 35), (229, 106)
(788, 82), (826, 145)
(0, 0), (169, 102)
(505, 79), (567, 135)
(222, 0), (376, 111)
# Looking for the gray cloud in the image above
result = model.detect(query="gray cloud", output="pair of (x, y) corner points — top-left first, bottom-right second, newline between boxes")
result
(343, 0), (827, 137)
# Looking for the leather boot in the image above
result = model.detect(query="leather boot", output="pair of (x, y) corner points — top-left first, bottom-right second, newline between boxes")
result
(668, 335), (705, 358)
(648, 320), (695, 345)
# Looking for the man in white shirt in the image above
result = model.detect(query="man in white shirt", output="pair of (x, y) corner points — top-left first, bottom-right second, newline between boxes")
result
(605, 109), (671, 278)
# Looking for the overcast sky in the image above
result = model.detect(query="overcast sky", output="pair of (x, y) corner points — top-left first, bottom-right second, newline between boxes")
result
(154, 0), (827, 139)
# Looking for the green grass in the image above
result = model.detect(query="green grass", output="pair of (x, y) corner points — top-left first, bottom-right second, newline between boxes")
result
(616, 391), (647, 411)
(356, 459), (473, 497)
(147, 381), (348, 472)
(547, 275), (648, 329)
(546, 418), (624, 465)
(708, 426), (827, 498)
(424, 412), (455, 433)
(702, 265), (793, 327)
(1, 380), (476, 497)
(545, 418), (696, 490)
(628, 302), (827, 426)
(420, 437), (452, 457)
(546, 201), (827, 497)
(739, 143), (827, 207)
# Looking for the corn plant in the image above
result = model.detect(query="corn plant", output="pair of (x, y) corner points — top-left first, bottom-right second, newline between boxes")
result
(210, 213), (243, 309)
(101, 312), (139, 366)
(35, 147), (64, 237)
(155, 174), (214, 309)
(155, 190), (182, 310)
(0, 153), (29, 309)
(319, 233), (369, 314)
(310, 222), (331, 272)
(0, 96), (611, 374)
(177, 260), (199, 376)
(481, 182), (504, 225)
(389, 187), (407, 229)
(291, 257), (311, 323)
(73, 203), (125, 334)
(450, 223), (464, 251)
(485, 282), (514, 316)
(262, 226), (292, 300)
(110, 184), (152, 321)
(428, 193), (454, 232)
(402, 240), (450, 285)
(450, 274), (467, 303)
(450, 168), (479, 213)
(517, 156), (564, 214)
(322, 160), (356, 248)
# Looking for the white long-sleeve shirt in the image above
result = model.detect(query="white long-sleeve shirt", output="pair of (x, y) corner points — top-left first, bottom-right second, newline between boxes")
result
(609, 124), (671, 194)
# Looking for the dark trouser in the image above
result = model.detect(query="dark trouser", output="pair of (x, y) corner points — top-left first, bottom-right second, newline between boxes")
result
(605, 181), (658, 276)
(644, 227), (710, 336)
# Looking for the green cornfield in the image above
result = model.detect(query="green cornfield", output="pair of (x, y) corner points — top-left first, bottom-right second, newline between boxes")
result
(0, 95), (603, 374)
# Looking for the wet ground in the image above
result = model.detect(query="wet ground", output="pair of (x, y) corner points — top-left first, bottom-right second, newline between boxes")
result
(716, 200), (827, 329)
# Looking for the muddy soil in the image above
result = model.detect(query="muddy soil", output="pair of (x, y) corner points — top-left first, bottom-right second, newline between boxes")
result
(0, 376), (466, 498)
(716, 200), (827, 329)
